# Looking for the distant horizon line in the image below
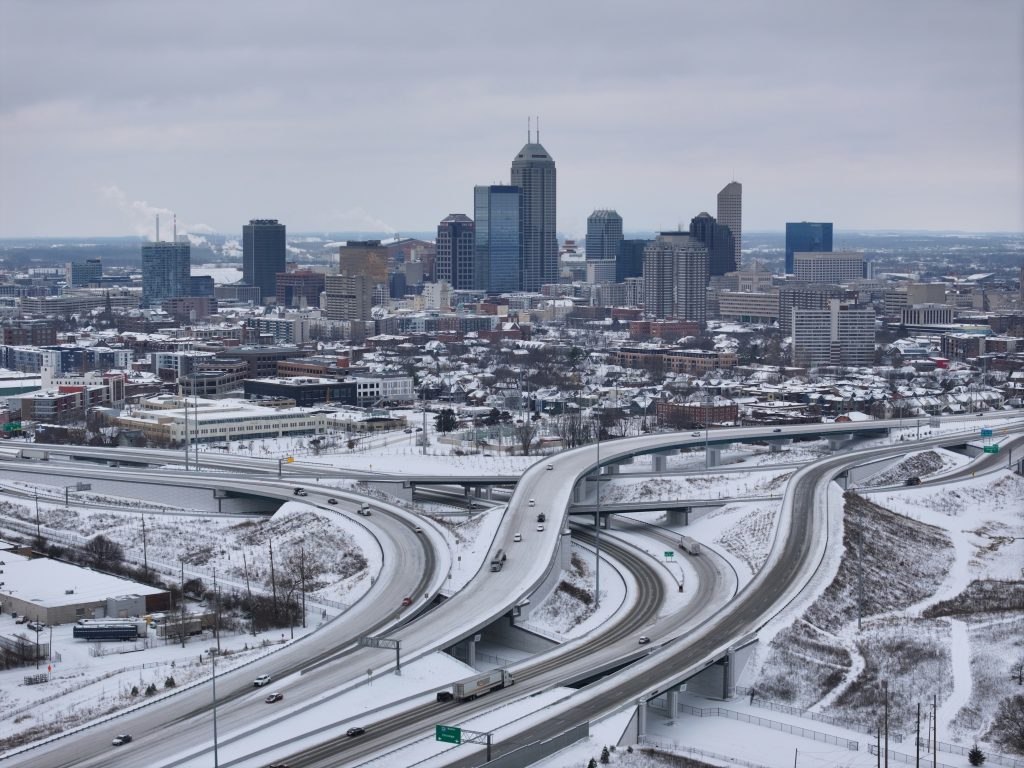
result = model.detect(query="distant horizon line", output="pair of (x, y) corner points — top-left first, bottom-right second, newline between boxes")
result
(1, 228), (1022, 241)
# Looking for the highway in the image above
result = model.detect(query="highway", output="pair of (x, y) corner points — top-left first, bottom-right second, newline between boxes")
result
(2, 478), (441, 768)
(3, 413), (1019, 766)
(262, 418), (1024, 767)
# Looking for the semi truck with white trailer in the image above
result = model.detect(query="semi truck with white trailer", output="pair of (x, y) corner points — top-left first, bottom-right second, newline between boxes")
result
(437, 668), (514, 702)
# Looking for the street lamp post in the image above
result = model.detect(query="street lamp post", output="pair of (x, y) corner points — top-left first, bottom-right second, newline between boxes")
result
(210, 648), (220, 768)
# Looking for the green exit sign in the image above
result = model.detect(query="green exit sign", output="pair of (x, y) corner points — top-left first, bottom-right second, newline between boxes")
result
(2, 422), (21, 432)
(664, 551), (674, 559)
(983, 444), (1000, 454)
(436, 724), (462, 744)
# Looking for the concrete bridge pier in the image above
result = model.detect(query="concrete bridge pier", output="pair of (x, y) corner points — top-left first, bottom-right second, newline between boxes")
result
(704, 445), (723, 468)
(666, 507), (691, 526)
(559, 527), (572, 569)
(666, 688), (680, 719)
(827, 434), (854, 452)
(637, 698), (648, 739)
(651, 448), (679, 474)
(769, 438), (792, 454)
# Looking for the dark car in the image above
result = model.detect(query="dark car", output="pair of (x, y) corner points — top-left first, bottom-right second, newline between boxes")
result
(265, 692), (284, 703)
(536, 513), (546, 523)
(436, 691), (454, 702)
(772, 428), (782, 433)
(401, 597), (412, 607)
(346, 726), (365, 737)
(327, 498), (338, 505)
(905, 476), (922, 486)
(111, 734), (132, 747)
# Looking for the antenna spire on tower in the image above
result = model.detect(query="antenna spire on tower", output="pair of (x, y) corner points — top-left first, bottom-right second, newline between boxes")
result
(536, 116), (540, 142)
(173, 213), (177, 243)
(156, 214), (160, 242)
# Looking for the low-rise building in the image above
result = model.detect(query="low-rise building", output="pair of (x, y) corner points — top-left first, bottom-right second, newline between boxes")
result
(0, 552), (169, 625)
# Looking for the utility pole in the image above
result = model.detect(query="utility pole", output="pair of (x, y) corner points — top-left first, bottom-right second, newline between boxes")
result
(268, 539), (278, 620)
(183, 394), (190, 471)
(933, 694), (937, 768)
(213, 567), (220, 654)
(883, 679), (889, 768)
(241, 551), (256, 637)
(916, 702), (921, 768)
(34, 489), (40, 541)
(141, 514), (148, 573)
(594, 414), (601, 609)
(179, 559), (186, 649)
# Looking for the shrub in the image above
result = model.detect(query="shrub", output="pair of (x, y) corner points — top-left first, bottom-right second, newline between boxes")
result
(164, 676), (176, 688)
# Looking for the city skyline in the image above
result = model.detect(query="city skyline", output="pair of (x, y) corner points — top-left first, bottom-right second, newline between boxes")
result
(1, 1), (1021, 238)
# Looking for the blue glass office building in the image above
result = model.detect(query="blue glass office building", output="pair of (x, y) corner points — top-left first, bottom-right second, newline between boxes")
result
(474, 185), (521, 294)
(785, 222), (832, 274)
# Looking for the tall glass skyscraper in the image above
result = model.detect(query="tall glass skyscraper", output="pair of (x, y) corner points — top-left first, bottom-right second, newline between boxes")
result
(585, 210), (623, 262)
(436, 214), (476, 290)
(785, 221), (833, 274)
(511, 137), (557, 292)
(474, 185), (520, 294)
(717, 181), (742, 268)
(142, 241), (190, 307)
(243, 219), (286, 302)
(616, 239), (649, 283)
(689, 212), (736, 277)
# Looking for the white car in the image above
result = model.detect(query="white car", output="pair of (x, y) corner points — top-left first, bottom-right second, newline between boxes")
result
(528, 499), (535, 507)
(536, 524), (545, 532)
(253, 674), (271, 687)
(513, 533), (522, 542)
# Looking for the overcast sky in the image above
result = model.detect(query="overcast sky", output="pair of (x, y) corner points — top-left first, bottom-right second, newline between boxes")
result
(1, 0), (1022, 239)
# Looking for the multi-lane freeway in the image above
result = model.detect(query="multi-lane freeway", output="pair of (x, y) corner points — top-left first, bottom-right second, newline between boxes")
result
(3, 413), (1020, 767)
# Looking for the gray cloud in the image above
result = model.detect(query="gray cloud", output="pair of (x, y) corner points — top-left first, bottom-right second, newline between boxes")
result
(1, 0), (1021, 237)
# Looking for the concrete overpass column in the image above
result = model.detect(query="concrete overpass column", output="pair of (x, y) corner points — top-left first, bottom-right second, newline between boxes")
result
(666, 507), (690, 526)
(637, 699), (648, 740)
(572, 482), (585, 504)
(466, 635), (477, 667)
(704, 446), (723, 467)
(667, 689), (680, 719)
(652, 454), (667, 473)
(559, 527), (572, 569)
(827, 434), (853, 452)
(722, 649), (735, 699)
(606, 464), (619, 475)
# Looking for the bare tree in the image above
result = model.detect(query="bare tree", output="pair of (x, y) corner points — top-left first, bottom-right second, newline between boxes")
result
(282, 545), (327, 629)
(989, 694), (1024, 753)
(514, 420), (539, 455)
(83, 535), (124, 570)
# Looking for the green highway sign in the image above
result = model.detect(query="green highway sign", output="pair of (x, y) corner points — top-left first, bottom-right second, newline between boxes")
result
(436, 724), (462, 744)
(2, 422), (21, 432)
(980, 428), (993, 437)
(983, 444), (999, 454)
(664, 551), (674, 558)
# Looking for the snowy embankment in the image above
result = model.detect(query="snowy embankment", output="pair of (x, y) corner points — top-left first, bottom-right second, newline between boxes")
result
(742, 463), (1024, 754)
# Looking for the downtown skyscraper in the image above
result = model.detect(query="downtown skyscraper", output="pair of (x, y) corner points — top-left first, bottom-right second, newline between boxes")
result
(511, 133), (557, 292)
(785, 221), (833, 274)
(717, 181), (742, 269)
(142, 240), (190, 307)
(474, 185), (520, 294)
(242, 219), (286, 303)
(436, 214), (476, 290)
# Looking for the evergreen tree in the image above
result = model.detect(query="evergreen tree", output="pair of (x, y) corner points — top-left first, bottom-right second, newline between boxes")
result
(600, 745), (610, 763)
(968, 744), (986, 765)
